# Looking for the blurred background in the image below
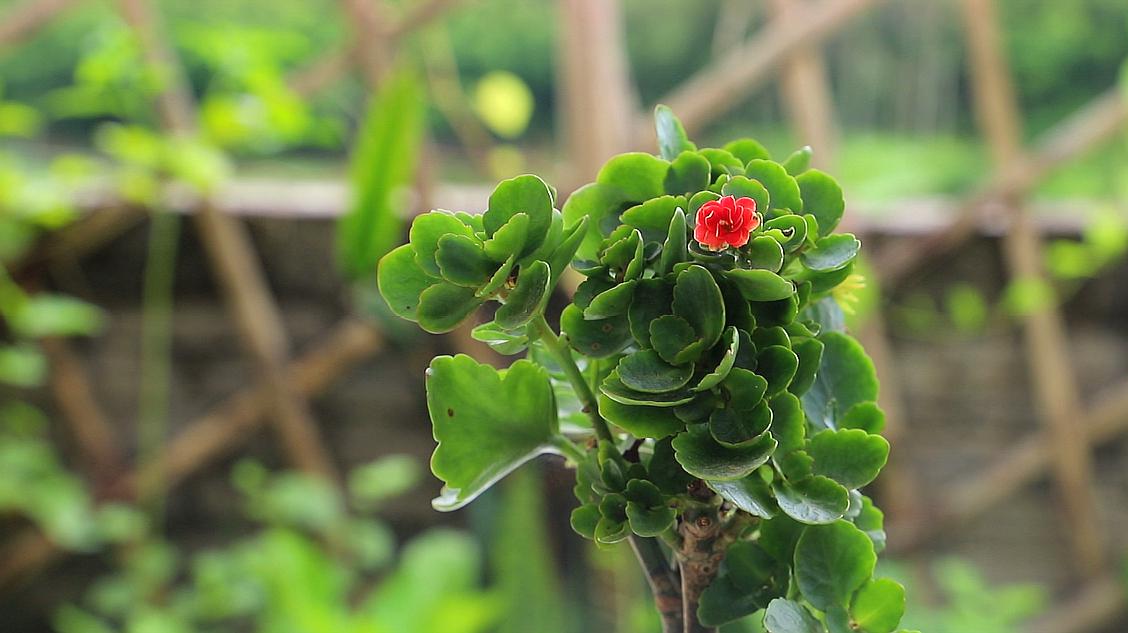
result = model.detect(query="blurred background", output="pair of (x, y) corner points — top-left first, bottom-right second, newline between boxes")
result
(1, 0), (1127, 631)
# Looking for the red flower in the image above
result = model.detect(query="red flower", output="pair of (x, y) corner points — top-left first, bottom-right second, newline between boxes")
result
(694, 195), (759, 251)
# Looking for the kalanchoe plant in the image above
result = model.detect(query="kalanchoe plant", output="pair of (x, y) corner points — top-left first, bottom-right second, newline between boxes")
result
(377, 106), (910, 633)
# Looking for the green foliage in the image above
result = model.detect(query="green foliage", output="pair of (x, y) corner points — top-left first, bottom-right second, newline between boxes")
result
(427, 355), (559, 511)
(377, 107), (901, 632)
(886, 558), (1046, 633)
(338, 69), (426, 280)
(53, 459), (500, 633)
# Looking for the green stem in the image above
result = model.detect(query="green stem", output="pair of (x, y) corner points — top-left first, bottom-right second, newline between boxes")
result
(550, 435), (587, 463)
(531, 314), (613, 443)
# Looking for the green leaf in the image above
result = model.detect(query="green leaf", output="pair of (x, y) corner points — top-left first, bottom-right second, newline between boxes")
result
(436, 234), (494, 286)
(698, 575), (765, 627)
(601, 370), (695, 408)
(597, 152), (670, 201)
(417, 283), (483, 333)
(725, 138), (771, 164)
(854, 496), (886, 552)
(769, 392), (806, 454)
(672, 424), (777, 481)
(851, 578), (905, 633)
(427, 356), (557, 510)
(802, 333), (878, 431)
(840, 402), (886, 434)
(410, 211), (475, 277)
(759, 514), (804, 564)
(570, 503), (601, 539)
(0, 345), (46, 387)
(723, 367), (769, 411)
(654, 105), (697, 160)
(483, 212), (530, 261)
(774, 476), (850, 525)
(797, 170), (844, 238)
(763, 599), (821, 633)
(789, 337), (825, 396)
(561, 304), (632, 358)
(659, 207), (689, 275)
(781, 147), (813, 176)
(546, 216), (589, 280)
(746, 236), (785, 272)
(624, 480), (675, 536)
(665, 151), (711, 195)
(725, 269), (795, 301)
(689, 190), (721, 214)
(673, 265), (726, 349)
(477, 253), (518, 298)
(337, 69), (424, 279)
(721, 175), (771, 213)
(744, 160), (802, 213)
(598, 394), (683, 438)
(562, 183), (629, 261)
(617, 350), (694, 393)
(710, 401), (772, 447)
(6, 294), (105, 339)
(621, 195), (685, 240)
(794, 520), (877, 610)
(496, 260), (551, 329)
(699, 148), (746, 177)
(484, 174), (555, 257)
(628, 278), (674, 348)
(764, 215), (808, 253)
(651, 315), (706, 365)
(471, 321), (529, 355)
(708, 475), (777, 518)
(802, 234), (860, 272)
(758, 345), (799, 397)
(698, 541), (780, 626)
(807, 429), (889, 490)
(695, 327), (740, 391)
(584, 280), (637, 319)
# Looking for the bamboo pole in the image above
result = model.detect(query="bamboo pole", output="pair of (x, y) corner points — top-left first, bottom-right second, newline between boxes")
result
(0, 318), (383, 590)
(0, 0), (82, 47)
(40, 337), (124, 483)
(117, 0), (339, 481)
(635, 0), (881, 145)
(875, 89), (1127, 289)
(953, 0), (1104, 576)
(557, 0), (636, 185)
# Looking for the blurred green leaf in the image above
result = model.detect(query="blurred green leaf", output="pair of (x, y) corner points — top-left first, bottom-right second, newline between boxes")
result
(338, 68), (425, 280)
(348, 455), (421, 509)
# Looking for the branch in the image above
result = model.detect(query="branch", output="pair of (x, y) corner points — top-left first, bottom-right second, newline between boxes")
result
(630, 536), (684, 633)
(0, 318), (382, 590)
(890, 376), (1128, 553)
(41, 337), (124, 483)
(875, 88), (1128, 288)
(1027, 575), (1127, 633)
(288, 0), (472, 97)
(634, 0), (880, 145)
(0, 0), (81, 48)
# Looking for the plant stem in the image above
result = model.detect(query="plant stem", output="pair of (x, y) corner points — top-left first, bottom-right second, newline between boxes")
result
(531, 314), (613, 443)
(550, 435), (587, 464)
(531, 316), (689, 631)
(630, 535), (684, 633)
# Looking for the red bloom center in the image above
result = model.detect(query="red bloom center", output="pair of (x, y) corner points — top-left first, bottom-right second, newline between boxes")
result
(694, 195), (758, 251)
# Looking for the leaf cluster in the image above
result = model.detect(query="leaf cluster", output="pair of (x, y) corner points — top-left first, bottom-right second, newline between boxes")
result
(377, 106), (906, 632)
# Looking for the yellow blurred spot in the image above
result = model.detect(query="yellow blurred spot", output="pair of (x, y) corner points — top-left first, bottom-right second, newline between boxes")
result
(473, 71), (534, 139)
(832, 273), (867, 315)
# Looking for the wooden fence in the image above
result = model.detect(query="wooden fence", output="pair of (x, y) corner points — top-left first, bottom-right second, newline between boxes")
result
(2, 1), (1127, 631)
